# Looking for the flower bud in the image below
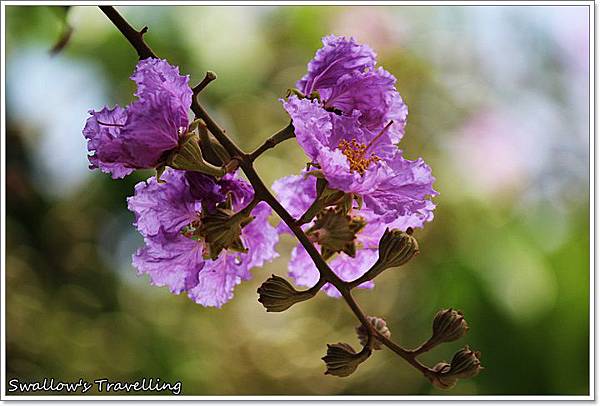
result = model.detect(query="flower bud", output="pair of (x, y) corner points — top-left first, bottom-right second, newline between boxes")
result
(355, 316), (391, 350)
(431, 308), (469, 345)
(377, 228), (419, 270)
(427, 347), (483, 390)
(447, 346), (483, 379)
(322, 343), (371, 377)
(257, 275), (315, 312)
(429, 362), (458, 390)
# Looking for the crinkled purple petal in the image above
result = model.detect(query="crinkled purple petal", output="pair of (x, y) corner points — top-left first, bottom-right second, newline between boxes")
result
(131, 58), (192, 112)
(282, 96), (398, 196)
(83, 58), (192, 178)
(240, 202), (280, 271)
(187, 256), (242, 308)
(325, 67), (408, 144)
(133, 233), (204, 295)
(83, 106), (134, 179)
(184, 171), (224, 210)
(288, 244), (321, 289)
(363, 152), (438, 224)
(118, 91), (186, 168)
(220, 173), (255, 210)
(297, 35), (376, 95)
(282, 96), (332, 161)
(317, 146), (387, 196)
(127, 168), (198, 238)
(323, 250), (377, 297)
(272, 173), (317, 220)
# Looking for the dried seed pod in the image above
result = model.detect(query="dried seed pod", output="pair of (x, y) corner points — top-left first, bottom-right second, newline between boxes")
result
(355, 316), (391, 350)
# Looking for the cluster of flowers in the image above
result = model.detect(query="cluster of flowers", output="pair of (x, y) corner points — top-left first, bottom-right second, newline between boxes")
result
(82, 35), (436, 307)
(83, 59), (278, 307)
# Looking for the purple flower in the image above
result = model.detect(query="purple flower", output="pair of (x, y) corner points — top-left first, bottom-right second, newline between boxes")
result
(128, 169), (199, 238)
(297, 35), (376, 96)
(83, 58), (192, 178)
(129, 168), (278, 307)
(282, 35), (437, 221)
(297, 35), (407, 143)
(283, 96), (437, 221)
(271, 172), (318, 234)
(271, 173), (434, 297)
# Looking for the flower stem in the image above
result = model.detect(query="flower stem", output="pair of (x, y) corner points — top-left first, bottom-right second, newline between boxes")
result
(249, 121), (295, 161)
(193, 71), (217, 94)
(99, 6), (156, 59)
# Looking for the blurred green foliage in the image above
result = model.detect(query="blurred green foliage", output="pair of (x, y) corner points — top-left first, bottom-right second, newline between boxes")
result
(5, 5), (589, 396)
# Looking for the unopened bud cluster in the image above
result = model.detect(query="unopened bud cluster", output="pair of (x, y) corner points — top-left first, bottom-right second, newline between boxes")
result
(429, 346), (483, 390)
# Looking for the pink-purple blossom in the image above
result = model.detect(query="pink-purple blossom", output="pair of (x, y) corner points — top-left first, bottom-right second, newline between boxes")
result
(282, 36), (435, 221)
(83, 58), (192, 179)
(129, 168), (279, 307)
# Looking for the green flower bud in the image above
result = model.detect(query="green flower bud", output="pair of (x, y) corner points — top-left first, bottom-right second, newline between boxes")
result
(377, 228), (419, 270)
(355, 316), (391, 350)
(257, 275), (315, 312)
(322, 343), (371, 377)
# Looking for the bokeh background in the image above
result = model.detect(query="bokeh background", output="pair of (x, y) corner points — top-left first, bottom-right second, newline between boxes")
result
(5, 5), (590, 396)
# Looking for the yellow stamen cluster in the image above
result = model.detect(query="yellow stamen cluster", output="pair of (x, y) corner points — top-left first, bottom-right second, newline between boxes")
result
(337, 139), (380, 174)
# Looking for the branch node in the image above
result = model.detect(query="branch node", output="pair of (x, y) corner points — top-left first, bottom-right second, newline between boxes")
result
(193, 71), (218, 95)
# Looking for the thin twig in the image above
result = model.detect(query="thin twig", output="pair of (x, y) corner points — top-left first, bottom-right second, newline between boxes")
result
(193, 71), (218, 94)
(249, 121), (295, 161)
(99, 6), (156, 59)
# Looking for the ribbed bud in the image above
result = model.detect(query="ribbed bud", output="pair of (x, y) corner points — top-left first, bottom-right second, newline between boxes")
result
(322, 343), (371, 377)
(447, 346), (483, 379)
(429, 362), (458, 390)
(257, 275), (314, 312)
(431, 308), (469, 345)
(377, 228), (419, 270)
(355, 316), (391, 350)
(428, 347), (483, 390)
